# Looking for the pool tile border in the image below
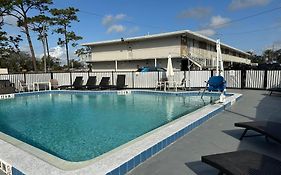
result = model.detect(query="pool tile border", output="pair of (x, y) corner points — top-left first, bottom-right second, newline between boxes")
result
(1, 90), (240, 175)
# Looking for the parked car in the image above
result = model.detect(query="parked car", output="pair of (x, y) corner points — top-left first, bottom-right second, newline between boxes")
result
(136, 67), (166, 72)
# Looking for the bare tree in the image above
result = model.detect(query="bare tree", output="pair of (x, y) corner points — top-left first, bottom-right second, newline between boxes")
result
(1, 0), (53, 71)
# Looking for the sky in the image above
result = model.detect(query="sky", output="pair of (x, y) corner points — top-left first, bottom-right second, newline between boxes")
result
(3, 0), (281, 64)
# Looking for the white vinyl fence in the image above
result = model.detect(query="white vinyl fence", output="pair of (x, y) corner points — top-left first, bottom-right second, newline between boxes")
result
(1, 70), (281, 91)
(267, 70), (281, 89)
(53, 73), (71, 86)
(224, 70), (241, 88)
(245, 70), (265, 89)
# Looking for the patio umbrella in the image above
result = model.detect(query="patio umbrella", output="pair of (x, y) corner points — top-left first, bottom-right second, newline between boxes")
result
(166, 54), (174, 78)
(216, 39), (224, 77)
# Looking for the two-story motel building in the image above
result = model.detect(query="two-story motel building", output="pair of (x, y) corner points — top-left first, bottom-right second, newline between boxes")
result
(81, 30), (251, 71)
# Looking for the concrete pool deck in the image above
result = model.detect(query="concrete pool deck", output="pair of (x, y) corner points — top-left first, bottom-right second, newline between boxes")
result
(127, 89), (281, 175)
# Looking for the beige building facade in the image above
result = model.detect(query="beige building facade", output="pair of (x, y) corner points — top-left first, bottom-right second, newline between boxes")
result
(82, 30), (251, 71)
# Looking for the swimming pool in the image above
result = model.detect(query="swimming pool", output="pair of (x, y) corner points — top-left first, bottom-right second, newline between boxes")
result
(0, 91), (218, 162)
(0, 90), (242, 175)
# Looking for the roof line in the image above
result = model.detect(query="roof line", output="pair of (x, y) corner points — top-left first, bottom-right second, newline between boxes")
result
(81, 30), (250, 55)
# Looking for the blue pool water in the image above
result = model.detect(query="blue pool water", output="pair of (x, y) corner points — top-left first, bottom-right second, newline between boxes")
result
(0, 92), (218, 162)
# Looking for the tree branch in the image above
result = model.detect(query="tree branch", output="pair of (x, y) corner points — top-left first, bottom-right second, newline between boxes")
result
(12, 8), (24, 17)
(6, 13), (21, 21)
(25, 4), (34, 14)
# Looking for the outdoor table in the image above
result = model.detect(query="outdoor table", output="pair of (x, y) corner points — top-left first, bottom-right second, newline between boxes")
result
(33, 81), (51, 91)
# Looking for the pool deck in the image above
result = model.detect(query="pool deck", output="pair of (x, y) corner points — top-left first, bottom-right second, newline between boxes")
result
(127, 89), (281, 175)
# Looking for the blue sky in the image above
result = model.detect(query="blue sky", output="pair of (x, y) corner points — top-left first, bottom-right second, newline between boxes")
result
(3, 0), (281, 63)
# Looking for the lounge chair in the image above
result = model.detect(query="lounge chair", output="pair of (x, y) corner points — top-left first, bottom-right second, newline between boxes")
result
(98, 77), (110, 90)
(201, 150), (281, 175)
(155, 77), (169, 91)
(234, 121), (281, 144)
(50, 79), (59, 90)
(0, 80), (15, 94)
(175, 78), (186, 91)
(109, 75), (127, 90)
(19, 80), (31, 92)
(58, 76), (83, 90)
(88, 77), (110, 90)
(267, 87), (281, 96)
(83, 76), (97, 90)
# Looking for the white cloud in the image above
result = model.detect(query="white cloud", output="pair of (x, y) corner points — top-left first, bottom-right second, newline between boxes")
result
(128, 26), (139, 34)
(115, 14), (126, 20)
(196, 15), (230, 37)
(3, 15), (18, 26)
(46, 46), (78, 65)
(20, 45), (31, 54)
(106, 24), (126, 33)
(229, 0), (270, 11)
(209, 15), (231, 28)
(102, 14), (126, 26)
(196, 29), (216, 37)
(101, 13), (138, 34)
(49, 46), (65, 58)
(177, 7), (212, 19)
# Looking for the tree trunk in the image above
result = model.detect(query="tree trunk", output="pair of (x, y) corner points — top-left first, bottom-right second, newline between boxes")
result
(41, 38), (47, 73)
(46, 36), (50, 56)
(23, 22), (37, 71)
(64, 26), (70, 70)
(45, 35), (51, 70)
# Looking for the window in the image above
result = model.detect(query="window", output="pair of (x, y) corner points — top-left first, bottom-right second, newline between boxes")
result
(212, 45), (216, 52)
(181, 36), (187, 45)
(199, 41), (207, 49)
(224, 49), (229, 54)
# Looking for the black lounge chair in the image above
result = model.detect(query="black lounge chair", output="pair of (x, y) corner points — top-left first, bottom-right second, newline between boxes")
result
(109, 75), (127, 90)
(268, 88), (281, 96)
(0, 80), (15, 94)
(99, 77), (110, 90)
(82, 76), (97, 90)
(59, 76), (83, 90)
(88, 77), (110, 90)
(235, 121), (281, 144)
(201, 150), (281, 175)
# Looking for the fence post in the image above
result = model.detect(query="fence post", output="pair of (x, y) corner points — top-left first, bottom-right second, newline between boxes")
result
(157, 71), (160, 82)
(241, 69), (246, 89)
(24, 72), (26, 83)
(263, 70), (268, 89)
(132, 71), (135, 89)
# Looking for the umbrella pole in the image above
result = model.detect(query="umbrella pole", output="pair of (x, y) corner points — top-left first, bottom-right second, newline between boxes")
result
(188, 58), (191, 90)
(184, 70), (186, 90)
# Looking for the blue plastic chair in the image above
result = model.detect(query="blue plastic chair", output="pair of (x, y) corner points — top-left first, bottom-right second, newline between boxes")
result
(207, 76), (226, 92)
